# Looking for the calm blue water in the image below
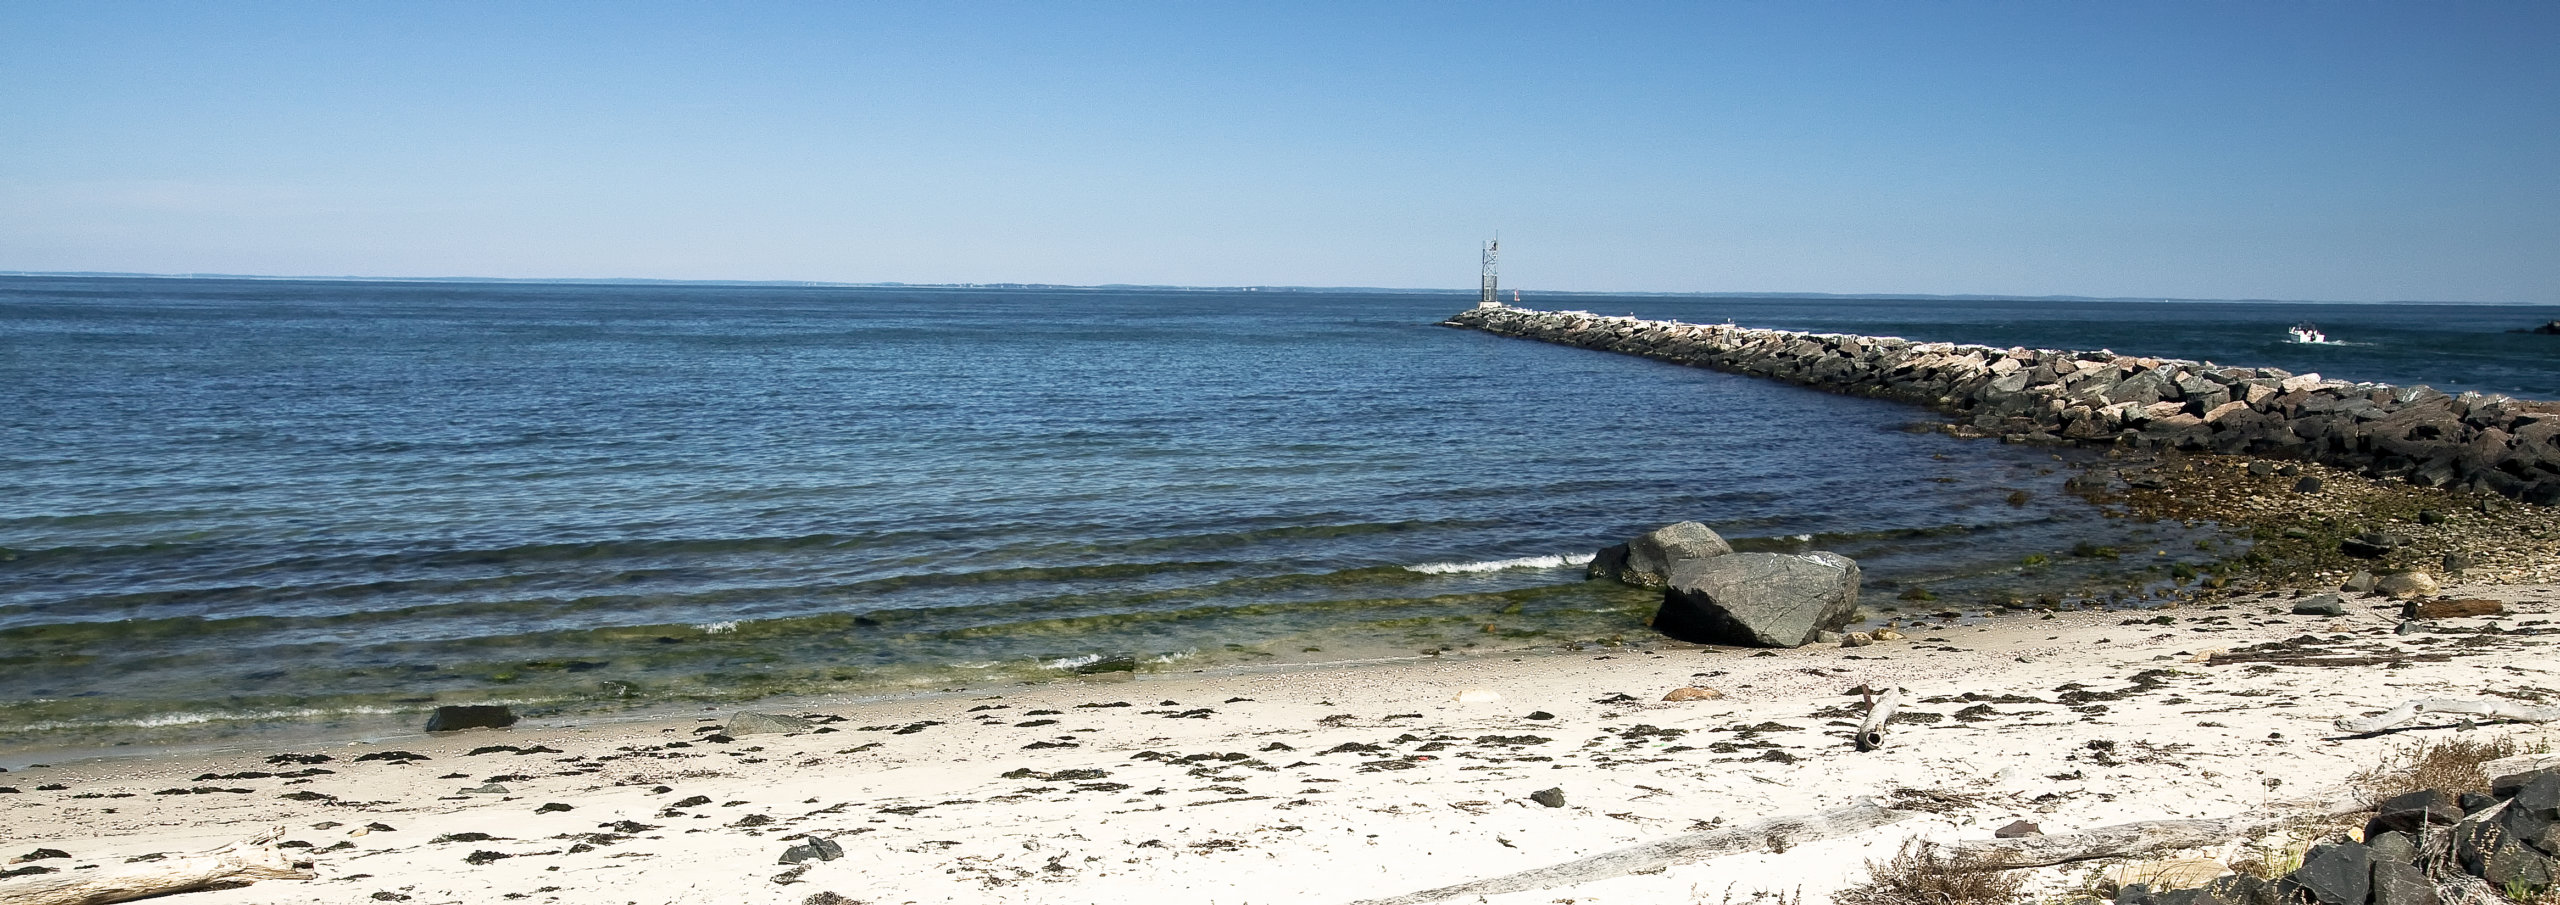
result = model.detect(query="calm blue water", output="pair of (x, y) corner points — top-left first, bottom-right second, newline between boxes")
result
(2, 277), (2553, 746)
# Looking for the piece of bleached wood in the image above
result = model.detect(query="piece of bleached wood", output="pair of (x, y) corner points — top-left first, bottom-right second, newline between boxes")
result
(1857, 686), (1905, 752)
(2480, 753), (2560, 783)
(2335, 698), (2560, 735)
(0, 826), (315, 905)
(1345, 800), (1911, 905)
(1951, 816), (2275, 869)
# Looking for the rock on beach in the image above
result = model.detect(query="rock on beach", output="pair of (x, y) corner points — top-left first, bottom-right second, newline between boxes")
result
(1587, 521), (1732, 588)
(424, 705), (517, 733)
(1654, 551), (1860, 647)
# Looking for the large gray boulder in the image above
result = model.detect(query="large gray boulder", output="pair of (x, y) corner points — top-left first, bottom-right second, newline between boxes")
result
(1587, 521), (1734, 588)
(1653, 552), (1860, 647)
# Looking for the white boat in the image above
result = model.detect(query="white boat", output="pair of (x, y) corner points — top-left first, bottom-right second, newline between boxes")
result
(2288, 322), (2328, 344)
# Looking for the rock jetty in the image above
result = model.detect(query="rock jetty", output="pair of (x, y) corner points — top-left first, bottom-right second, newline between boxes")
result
(1446, 305), (2560, 504)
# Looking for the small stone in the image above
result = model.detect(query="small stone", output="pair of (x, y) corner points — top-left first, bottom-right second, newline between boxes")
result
(1871, 628), (1905, 641)
(2396, 620), (2423, 636)
(535, 802), (573, 814)
(466, 784), (508, 795)
(2373, 572), (2437, 599)
(777, 836), (844, 864)
(2365, 830), (2418, 866)
(2295, 476), (2324, 494)
(2479, 834), (2554, 888)
(2343, 572), (2377, 593)
(1529, 787), (1566, 808)
(2417, 510), (2444, 526)
(1662, 687), (1724, 702)
(9, 848), (68, 863)
(2291, 594), (2347, 617)
(2278, 464), (2303, 476)
(2369, 859), (2437, 905)
(2371, 789), (2461, 833)
(424, 705), (518, 733)
(1453, 689), (1501, 704)
(2285, 842), (2372, 905)
(1524, 711), (1555, 720)
(1840, 632), (1874, 648)
(1813, 630), (1843, 644)
(2247, 461), (2276, 476)
(1995, 820), (2042, 838)
(2515, 774), (2560, 820)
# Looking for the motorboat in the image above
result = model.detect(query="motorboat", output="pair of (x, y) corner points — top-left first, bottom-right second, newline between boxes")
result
(2288, 322), (2328, 344)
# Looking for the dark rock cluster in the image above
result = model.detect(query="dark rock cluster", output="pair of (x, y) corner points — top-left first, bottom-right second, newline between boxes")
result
(2122, 767), (2560, 905)
(1446, 307), (2560, 505)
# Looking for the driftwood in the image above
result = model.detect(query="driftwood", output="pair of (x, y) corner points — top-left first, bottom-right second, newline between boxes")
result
(2406, 598), (2503, 620)
(0, 826), (314, 905)
(1951, 816), (2273, 869)
(1857, 686), (1905, 752)
(1347, 800), (1911, 905)
(2481, 753), (2560, 784)
(2207, 652), (2451, 668)
(2335, 698), (2560, 735)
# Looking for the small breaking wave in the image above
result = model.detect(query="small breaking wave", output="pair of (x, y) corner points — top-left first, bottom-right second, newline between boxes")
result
(0, 702), (444, 734)
(1404, 553), (1595, 575)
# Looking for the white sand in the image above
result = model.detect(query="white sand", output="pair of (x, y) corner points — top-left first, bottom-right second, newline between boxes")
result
(6, 584), (2557, 905)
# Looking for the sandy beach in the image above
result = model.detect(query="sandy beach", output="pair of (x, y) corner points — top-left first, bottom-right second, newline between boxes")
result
(7, 578), (2554, 905)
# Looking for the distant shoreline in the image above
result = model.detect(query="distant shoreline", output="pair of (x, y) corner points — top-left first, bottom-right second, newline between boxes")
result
(3, 270), (2546, 307)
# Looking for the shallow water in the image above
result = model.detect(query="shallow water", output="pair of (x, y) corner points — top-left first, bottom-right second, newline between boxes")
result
(6, 278), (2533, 747)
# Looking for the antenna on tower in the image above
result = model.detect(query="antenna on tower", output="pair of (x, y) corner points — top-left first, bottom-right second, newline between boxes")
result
(1477, 237), (1500, 308)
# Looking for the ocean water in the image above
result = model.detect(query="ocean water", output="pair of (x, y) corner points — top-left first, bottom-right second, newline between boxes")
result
(3, 277), (2554, 748)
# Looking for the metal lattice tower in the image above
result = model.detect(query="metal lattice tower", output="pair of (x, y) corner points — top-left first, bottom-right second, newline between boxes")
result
(1478, 239), (1500, 308)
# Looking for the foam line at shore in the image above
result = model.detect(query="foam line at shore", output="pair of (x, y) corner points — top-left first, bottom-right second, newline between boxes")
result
(1447, 304), (2560, 504)
(1404, 553), (1596, 574)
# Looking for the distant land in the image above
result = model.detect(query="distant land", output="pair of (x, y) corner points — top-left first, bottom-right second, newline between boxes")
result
(0, 270), (2543, 306)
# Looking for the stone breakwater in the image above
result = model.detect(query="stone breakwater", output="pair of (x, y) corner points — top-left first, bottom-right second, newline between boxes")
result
(1445, 305), (2560, 505)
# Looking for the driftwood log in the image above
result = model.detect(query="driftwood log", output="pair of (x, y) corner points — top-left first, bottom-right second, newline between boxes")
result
(1856, 686), (1905, 752)
(0, 827), (315, 905)
(2336, 698), (2560, 735)
(1951, 816), (2273, 868)
(2207, 653), (2451, 668)
(1347, 800), (1911, 905)
(2481, 753), (2560, 784)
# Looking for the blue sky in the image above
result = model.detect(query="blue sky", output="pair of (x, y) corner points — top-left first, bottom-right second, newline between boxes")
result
(2, 2), (2554, 301)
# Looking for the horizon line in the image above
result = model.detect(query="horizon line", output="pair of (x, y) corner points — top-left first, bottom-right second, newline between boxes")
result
(0, 269), (2547, 308)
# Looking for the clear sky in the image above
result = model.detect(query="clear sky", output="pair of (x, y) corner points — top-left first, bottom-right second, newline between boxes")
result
(3, 2), (2555, 301)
